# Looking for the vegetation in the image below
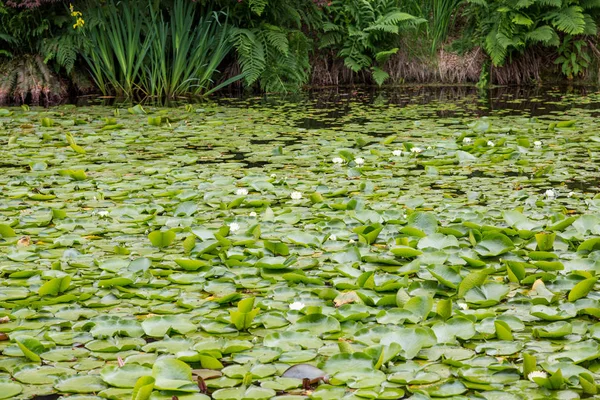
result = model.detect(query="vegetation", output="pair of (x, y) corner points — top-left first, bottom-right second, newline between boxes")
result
(1, 0), (600, 101)
(1, 89), (600, 398)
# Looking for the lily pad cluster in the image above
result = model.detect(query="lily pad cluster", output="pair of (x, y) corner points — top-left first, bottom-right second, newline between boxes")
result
(1, 91), (600, 399)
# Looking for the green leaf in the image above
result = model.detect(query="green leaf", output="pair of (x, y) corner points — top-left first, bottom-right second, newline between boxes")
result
(568, 277), (597, 301)
(148, 230), (176, 248)
(15, 336), (45, 362)
(458, 271), (488, 298)
(142, 315), (197, 337)
(131, 376), (155, 400)
(535, 232), (556, 251)
(475, 233), (515, 256)
(38, 276), (71, 296)
(101, 364), (152, 388)
(152, 358), (196, 392)
(0, 379), (22, 399)
(0, 224), (16, 238)
(403, 295), (433, 321)
(494, 320), (513, 340)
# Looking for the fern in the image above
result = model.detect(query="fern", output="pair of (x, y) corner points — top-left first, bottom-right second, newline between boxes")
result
(375, 48), (398, 63)
(231, 28), (266, 86)
(41, 34), (79, 74)
(549, 6), (586, 34)
(485, 28), (508, 65)
(249, 0), (268, 16)
(583, 13), (598, 34)
(525, 25), (559, 45)
(321, 0), (423, 84)
(371, 66), (389, 86)
(580, 0), (600, 9)
(534, 0), (562, 7)
(263, 25), (289, 54)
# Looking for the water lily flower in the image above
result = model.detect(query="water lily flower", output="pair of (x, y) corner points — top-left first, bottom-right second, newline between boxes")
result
(236, 188), (248, 196)
(528, 371), (548, 381)
(270, 173), (276, 179)
(98, 210), (109, 217)
(249, 211), (257, 217)
(392, 150), (402, 156)
(289, 301), (305, 310)
(349, 239), (355, 244)
(457, 302), (468, 310)
(411, 147), (423, 153)
(427, 146), (432, 150)
(567, 191), (575, 198)
(545, 189), (556, 199)
(487, 141), (495, 147)
(229, 222), (240, 232)
(354, 157), (365, 165)
(291, 191), (302, 200)
(332, 157), (344, 164)
(534, 140), (542, 148)
(329, 234), (337, 241)
(463, 137), (472, 144)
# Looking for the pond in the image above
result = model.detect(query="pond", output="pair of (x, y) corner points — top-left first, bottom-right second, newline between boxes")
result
(2, 86), (600, 399)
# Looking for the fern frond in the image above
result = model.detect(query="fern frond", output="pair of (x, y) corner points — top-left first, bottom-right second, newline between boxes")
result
(375, 11), (418, 26)
(231, 28), (266, 86)
(583, 13), (597, 34)
(580, 0), (600, 9)
(535, 0), (562, 7)
(512, 13), (533, 26)
(263, 25), (289, 55)
(371, 66), (389, 86)
(375, 48), (398, 63)
(320, 32), (342, 48)
(485, 29), (508, 65)
(515, 0), (534, 9)
(549, 6), (586, 34)
(525, 25), (559, 45)
(249, 0), (268, 16)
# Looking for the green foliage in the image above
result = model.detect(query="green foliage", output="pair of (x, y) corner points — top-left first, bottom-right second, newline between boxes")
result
(227, 0), (319, 92)
(555, 35), (591, 79)
(230, 297), (260, 330)
(81, 0), (238, 98)
(320, 0), (425, 85)
(464, 0), (599, 67)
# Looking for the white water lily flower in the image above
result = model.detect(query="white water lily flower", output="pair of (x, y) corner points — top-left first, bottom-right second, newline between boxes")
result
(229, 222), (240, 232)
(97, 210), (109, 218)
(249, 211), (257, 217)
(236, 188), (248, 196)
(291, 191), (302, 200)
(354, 157), (365, 165)
(427, 146), (432, 150)
(329, 234), (337, 241)
(463, 137), (472, 144)
(487, 141), (495, 147)
(392, 150), (402, 156)
(567, 191), (575, 198)
(534, 140), (542, 148)
(411, 147), (423, 153)
(545, 189), (556, 199)
(349, 239), (355, 244)
(528, 371), (548, 381)
(289, 301), (305, 310)
(270, 173), (276, 179)
(332, 157), (344, 164)
(457, 302), (468, 310)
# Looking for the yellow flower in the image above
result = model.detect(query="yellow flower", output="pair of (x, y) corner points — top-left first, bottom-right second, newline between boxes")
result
(73, 17), (85, 29)
(70, 4), (84, 29)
